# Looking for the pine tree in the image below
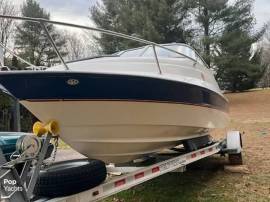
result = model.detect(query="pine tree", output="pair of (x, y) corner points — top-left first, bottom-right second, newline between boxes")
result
(187, 0), (229, 66)
(213, 0), (265, 92)
(15, 0), (66, 67)
(90, 0), (193, 54)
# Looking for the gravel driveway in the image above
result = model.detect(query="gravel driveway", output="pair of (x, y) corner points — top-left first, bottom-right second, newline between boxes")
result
(54, 148), (85, 162)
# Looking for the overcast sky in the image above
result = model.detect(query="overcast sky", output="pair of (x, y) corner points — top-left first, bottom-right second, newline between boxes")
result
(13, 0), (270, 31)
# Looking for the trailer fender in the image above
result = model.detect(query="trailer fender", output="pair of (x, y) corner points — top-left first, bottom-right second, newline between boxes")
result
(226, 131), (242, 154)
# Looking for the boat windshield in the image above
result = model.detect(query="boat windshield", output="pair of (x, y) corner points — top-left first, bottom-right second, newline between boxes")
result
(118, 44), (204, 65)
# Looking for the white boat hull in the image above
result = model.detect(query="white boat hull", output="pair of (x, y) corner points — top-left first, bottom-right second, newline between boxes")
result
(0, 49), (229, 163)
(21, 100), (229, 163)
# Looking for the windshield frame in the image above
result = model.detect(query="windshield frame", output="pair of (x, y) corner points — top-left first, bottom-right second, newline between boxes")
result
(117, 43), (208, 68)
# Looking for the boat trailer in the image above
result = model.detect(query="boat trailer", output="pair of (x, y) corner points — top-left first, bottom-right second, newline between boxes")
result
(0, 121), (242, 202)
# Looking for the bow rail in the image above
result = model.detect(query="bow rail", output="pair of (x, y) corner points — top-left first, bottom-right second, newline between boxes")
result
(0, 15), (208, 73)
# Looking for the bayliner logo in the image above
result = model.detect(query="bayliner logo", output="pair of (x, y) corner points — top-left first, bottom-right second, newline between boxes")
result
(67, 79), (79, 86)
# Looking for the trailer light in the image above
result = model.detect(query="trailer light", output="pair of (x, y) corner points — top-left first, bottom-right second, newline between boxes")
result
(135, 172), (144, 179)
(152, 167), (160, 173)
(200, 150), (205, 155)
(209, 148), (213, 152)
(115, 179), (126, 187)
(191, 153), (196, 158)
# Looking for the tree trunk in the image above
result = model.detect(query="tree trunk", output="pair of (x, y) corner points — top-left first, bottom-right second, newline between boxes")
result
(203, 7), (211, 67)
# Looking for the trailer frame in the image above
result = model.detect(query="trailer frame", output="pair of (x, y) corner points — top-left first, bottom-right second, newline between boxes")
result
(0, 131), (242, 202)
(46, 142), (221, 202)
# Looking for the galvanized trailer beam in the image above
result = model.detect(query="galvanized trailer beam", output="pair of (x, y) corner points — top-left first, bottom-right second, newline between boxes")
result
(45, 142), (221, 202)
(0, 147), (6, 166)
(27, 134), (52, 198)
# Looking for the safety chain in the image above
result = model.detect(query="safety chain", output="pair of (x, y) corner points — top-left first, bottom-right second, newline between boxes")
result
(42, 136), (59, 167)
(51, 136), (59, 162)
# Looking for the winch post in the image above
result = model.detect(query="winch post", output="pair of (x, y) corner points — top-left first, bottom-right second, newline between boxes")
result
(0, 145), (6, 166)
(1, 120), (60, 201)
(26, 133), (52, 198)
(20, 160), (32, 182)
(27, 120), (60, 198)
(0, 133), (53, 201)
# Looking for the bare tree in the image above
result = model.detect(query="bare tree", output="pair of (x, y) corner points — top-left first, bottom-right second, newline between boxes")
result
(0, 0), (17, 48)
(258, 22), (270, 88)
(64, 32), (85, 60)
(64, 30), (101, 61)
(262, 24), (270, 64)
(82, 30), (102, 56)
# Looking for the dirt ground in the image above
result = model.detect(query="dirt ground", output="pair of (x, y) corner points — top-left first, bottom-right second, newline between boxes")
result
(207, 89), (270, 201)
(213, 89), (270, 174)
(214, 89), (270, 200)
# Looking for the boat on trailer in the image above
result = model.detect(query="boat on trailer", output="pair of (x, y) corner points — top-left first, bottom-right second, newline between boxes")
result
(0, 15), (229, 163)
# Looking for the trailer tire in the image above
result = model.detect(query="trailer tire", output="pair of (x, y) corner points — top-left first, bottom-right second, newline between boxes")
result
(34, 158), (106, 197)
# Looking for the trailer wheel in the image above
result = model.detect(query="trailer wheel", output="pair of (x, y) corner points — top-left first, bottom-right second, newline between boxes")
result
(34, 159), (106, 197)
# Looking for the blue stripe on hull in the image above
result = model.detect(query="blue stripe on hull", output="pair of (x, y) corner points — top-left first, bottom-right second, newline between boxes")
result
(0, 72), (228, 112)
